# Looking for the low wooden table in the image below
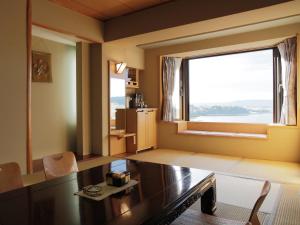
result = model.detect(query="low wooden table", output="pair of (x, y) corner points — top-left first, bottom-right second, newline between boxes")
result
(0, 160), (216, 225)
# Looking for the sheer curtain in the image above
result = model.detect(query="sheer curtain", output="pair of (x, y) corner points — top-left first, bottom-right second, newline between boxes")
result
(277, 37), (297, 125)
(162, 57), (182, 121)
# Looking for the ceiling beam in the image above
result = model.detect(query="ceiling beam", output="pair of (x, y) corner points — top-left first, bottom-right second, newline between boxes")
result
(104, 0), (291, 41)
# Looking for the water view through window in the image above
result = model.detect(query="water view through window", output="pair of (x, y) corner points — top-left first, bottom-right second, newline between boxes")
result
(110, 78), (125, 119)
(188, 49), (273, 124)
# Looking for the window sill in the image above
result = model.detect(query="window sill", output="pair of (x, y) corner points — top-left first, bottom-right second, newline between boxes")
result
(176, 121), (268, 140)
(178, 130), (268, 140)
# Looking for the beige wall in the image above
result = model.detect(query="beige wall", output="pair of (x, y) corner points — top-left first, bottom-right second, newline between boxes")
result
(0, 0), (102, 174)
(31, 36), (76, 160)
(32, 0), (103, 42)
(0, 0), (143, 169)
(102, 43), (144, 155)
(0, 0), (27, 173)
(142, 23), (300, 163)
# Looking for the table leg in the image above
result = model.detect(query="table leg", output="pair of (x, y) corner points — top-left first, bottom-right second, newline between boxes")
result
(201, 177), (217, 215)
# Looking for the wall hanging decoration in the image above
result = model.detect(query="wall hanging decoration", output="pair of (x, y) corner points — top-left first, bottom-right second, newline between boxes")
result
(32, 51), (52, 82)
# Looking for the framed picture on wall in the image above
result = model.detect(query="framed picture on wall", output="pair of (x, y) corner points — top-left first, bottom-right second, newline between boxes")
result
(32, 51), (52, 82)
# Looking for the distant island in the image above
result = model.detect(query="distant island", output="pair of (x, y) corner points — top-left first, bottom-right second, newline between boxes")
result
(190, 99), (272, 118)
(111, 96), (125, 106)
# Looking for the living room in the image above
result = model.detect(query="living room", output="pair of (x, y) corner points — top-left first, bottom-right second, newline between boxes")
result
(1, 1), (300, 225)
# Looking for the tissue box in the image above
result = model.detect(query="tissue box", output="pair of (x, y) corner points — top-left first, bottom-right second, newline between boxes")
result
(106, 171), (130, 187)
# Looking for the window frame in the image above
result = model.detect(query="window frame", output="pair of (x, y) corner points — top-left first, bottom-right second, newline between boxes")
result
(180, 47), (279, 124)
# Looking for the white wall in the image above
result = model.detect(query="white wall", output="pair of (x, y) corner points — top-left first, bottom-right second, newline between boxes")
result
(31, 36), (76, 160)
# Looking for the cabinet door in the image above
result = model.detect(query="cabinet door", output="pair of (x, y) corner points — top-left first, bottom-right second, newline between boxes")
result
(147, 110), (157, 148)
(137, 111), (147, 150)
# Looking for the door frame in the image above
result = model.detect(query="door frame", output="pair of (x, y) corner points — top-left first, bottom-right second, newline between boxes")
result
(26, 0), (32, 174)
(26, 0), (100, 173)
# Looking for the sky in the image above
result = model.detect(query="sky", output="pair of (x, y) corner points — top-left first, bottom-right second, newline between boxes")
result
(110, 77), (125, 97)
(188, 49), (273, 104)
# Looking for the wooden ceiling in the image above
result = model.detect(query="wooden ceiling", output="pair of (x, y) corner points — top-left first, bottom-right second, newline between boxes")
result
(49, 0), (172, 21)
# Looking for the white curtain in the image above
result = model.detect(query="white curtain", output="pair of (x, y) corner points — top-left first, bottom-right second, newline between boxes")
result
(162, 57), (182, 121)
(278, 37), (297, 125)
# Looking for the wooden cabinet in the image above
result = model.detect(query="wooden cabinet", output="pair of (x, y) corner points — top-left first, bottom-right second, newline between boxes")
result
(116, 108), (157, 153)
(109, 130), (136, 156)
(147, 110), (157, 148)
(137, 110), (147, 150)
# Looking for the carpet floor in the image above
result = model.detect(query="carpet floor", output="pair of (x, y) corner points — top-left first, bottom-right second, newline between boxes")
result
(127, 149), (300, 185)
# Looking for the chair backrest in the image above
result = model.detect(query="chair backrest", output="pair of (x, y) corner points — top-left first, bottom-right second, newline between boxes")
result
(248, 181), (271, 225)
(0, 162), (23, 193)
(43, 152), (78, 180)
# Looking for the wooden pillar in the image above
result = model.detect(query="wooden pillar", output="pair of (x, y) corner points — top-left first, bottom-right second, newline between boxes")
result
(90, 43), (103, 155)
(76, 42), (91, 156)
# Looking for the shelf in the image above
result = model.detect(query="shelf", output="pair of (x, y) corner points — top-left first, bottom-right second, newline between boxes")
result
(126, 67), (139, 88)
(126, 81), (139, 89)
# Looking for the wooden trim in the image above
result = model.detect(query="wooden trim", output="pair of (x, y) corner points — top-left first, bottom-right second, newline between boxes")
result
(181, 59), (189, 121)
(273, 47), (283, 123)
(178, 130), (268, 140)
(26, 0), (33, 174)
(185, 46), (276, 60)
(184, 47), (278, 124)
(108, 61), (112, 156)
(32, 21), (100, 44)
(297, 33), (300, 126)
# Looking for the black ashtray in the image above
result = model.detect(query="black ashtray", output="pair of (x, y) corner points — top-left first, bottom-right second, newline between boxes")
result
(106, 171), (130, 187)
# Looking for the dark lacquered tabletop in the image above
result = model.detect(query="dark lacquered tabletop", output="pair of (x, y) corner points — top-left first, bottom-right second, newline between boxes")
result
(0, 159), (214, 225)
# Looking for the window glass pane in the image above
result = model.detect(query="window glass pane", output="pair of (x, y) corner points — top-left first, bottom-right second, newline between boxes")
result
(189, 49), (273, 124)
(172, 68), (180, 120)
(110, 78), (125, 120)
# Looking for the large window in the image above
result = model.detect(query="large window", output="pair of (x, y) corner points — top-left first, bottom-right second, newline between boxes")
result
(183, 49), (276, 124)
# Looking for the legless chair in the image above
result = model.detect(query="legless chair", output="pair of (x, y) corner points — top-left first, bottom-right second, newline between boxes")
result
(43, 152), (78, 180)
(172, 181), (271, 225)
(247, 181), (271, 225)
(0, 162), (23, 193)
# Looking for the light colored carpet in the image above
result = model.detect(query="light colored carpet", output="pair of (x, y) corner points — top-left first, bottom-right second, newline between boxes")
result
(215, 174), (281, 214)
(128, 149), (196, 165)
(127, 149), (300, 185)
(128, 149), (242, 172)
(228, 158), (300, 185)
(273, 184), (300, 225)
(78, 156), (117, 171)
